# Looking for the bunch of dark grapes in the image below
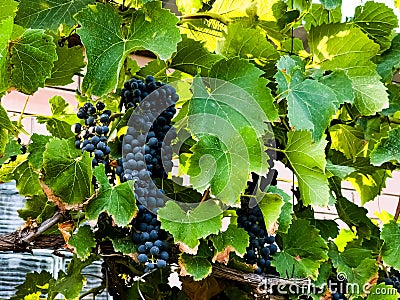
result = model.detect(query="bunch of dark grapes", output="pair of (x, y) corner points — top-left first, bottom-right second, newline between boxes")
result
(383, 269), (400, 297)
(237, 199), (278, 275)
(118, 76), (178, 213)
(131, 204), (170, 272)
(73, 101), (111, 168)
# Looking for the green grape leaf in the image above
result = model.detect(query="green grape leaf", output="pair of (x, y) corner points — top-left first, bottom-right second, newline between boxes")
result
(354, 1), (398, 51)
(11, 270), (53, 300)
(0, 103), (13, 131)
(329, 243), (378, 288)
(27, 134), (51, 169)
(267, 186), (293, 233)
(179, 17), (225, 52)
(319, 0), (341, 10)
(377, 34), (400, 82)
(186, 135), (250, 206)
(75, 2), (181, 96)
(347, 169), (390, 205)
(366, 283), (400, 300)
(318, 71), (354, 105)
(0, 135), (21, 165)
(276, 56), (340, 141)
(154, 177), (202, 204)
(138, 60), (169, 82)
(210, 224), (249, 264)
(310, 24), (379, 69)
(217, 21), (279, 73)
(210, 58), (278, 122)
(381, 221), (400, 270)
(210, 0), (253, 18)
(68, 225), (96, 260)
(50, 255), (97, 299)
(287, 79), (336, 141)
(287, 0), (311, 11)
(0, 17), (14, 92)
(171, 35), (223, 77)
(0, 0), (18, 21)
(348, 64), (389, 116)
(111, 237), (136, 255)
(179, 253), (212, 281)
(18, 194), (56, 223)
(334, 229), (357, 252)
(37, 117), (74, 139)
(272, 219), (328, 280)
(37, 96), (78, 138)
(15, 0), (93, 30)
(325, 161), (355, 179)
(8, 29), (57, 94)
(258, 192), (285, 234)
(42, 138), (92, 204)
(274, 55), (305, 96)
(158, 200), (223, 250)
(285, 131), (329, 207)
(46, 43), (85, 87)
(329, 124), (366, 162)
(304, 4), (341, 31)
(180, 59), (276, 204)
(0, 156), (43, 196)
(86, 164), (137, 227)
(370, 128), (400, 166)
(176, 0), (203, 14)
(309, 24), (388, 116)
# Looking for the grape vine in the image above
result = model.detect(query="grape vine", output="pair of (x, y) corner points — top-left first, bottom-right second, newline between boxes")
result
(0, 0), (400, 299)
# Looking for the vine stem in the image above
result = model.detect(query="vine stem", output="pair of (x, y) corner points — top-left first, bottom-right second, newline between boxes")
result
(17, 95), (30, 128)
(265, 146), (285, 153)
(394, 194), (400, 222)
(21, 211), (65, 244)
(200, 187), (210, 203)
(179, 13), (229, 26)
(78, 285), (105, 300)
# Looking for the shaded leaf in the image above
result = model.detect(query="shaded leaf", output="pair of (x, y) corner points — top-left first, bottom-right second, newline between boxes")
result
(171, 35), (222, 77)
(370, 128), (400, 166)
(272, 219), (328, 280)
(68, 225), (96, 260)
(11, 270), (52, 300)
(329, 124), (366, 161)
(377, 34), (400, 82)
(86, 164), (137, 226)
(46, 42), (85, 86)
